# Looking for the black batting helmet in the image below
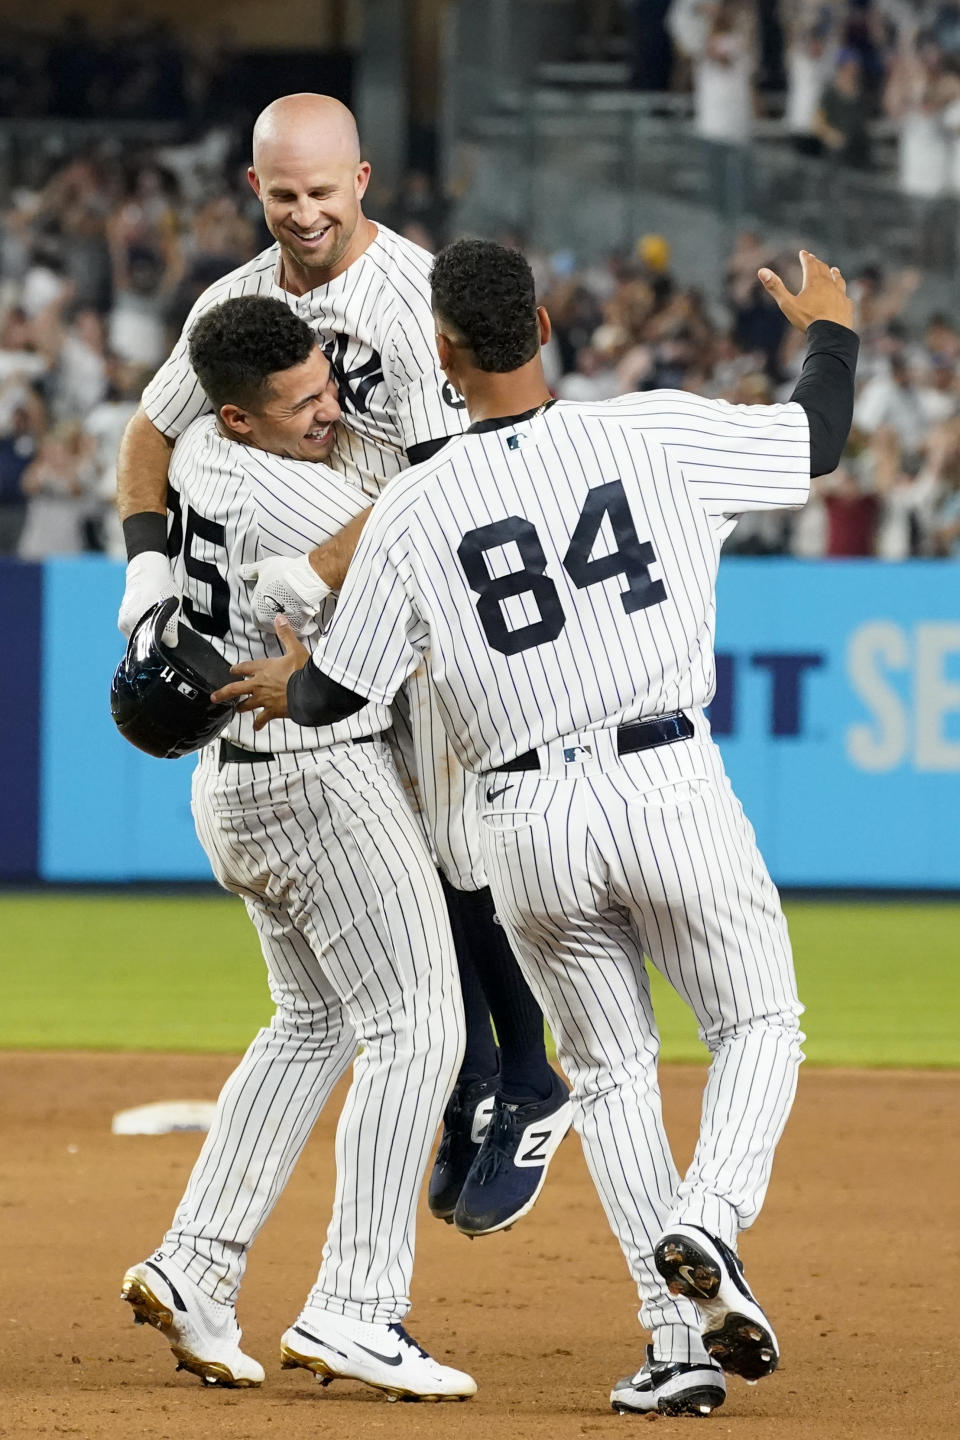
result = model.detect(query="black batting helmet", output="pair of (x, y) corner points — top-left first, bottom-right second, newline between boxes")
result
(110, 598), (237, 759)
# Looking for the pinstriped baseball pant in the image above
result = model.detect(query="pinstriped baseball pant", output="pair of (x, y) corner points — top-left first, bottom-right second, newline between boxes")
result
(387, 661), (488, 890)
(159, 739), (464, 1322)
(478, 718), (803, 1367)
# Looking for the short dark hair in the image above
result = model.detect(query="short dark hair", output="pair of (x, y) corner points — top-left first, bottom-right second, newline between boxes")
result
(188, 296), (316, 411)
(430, 239), (539, 373)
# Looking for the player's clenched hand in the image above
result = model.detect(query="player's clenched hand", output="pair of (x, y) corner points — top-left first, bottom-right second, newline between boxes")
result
(118, 552), (180, 643)
(758, 250), (854, 333)
(212, 616), (310, 730)
(237, 554), (330, 636)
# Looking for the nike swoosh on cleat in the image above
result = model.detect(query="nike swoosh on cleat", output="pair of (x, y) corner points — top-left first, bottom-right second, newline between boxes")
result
(145, 1261), (187, 1311)
(291, 1325), (350, 1361)
(678, 1263), (712, 1297)
(355, 1342), (404, 1366)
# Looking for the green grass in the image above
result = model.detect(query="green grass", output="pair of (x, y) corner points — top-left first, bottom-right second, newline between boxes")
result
(1, 894), (957, 1066)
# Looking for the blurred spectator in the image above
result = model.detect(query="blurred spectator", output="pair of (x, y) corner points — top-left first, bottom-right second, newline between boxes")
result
(0, 307), (49, 387)
(813, 50), (872, 167)
(820, 466), (881, 555)
(785, 10), (837, 154)
(165, 194), (257, 335)
(724, 231), (790, 371)
(556, 346), (621, 401)
(106, 165), (183, 367)
(17, 420), (97, 559)
(21, 245), (71, 317)
(884, 27), (954, 197)
(855, 352), (928, 455)
(671, 0), (756, 145)
(867, 425), (940, 559)
(0, 393), (43, 555)
(48, 306), (110, 421)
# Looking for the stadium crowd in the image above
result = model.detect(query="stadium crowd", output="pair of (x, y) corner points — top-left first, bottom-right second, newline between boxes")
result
(1, 130), (958, 564)
(587, 1), (960, 195)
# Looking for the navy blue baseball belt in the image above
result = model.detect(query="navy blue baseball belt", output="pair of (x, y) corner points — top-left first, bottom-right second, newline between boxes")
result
(218, 735), (379, 768)
(491, 713), (694, 774)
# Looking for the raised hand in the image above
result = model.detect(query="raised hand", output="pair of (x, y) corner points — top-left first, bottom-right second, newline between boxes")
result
(758, 250), (855, 333)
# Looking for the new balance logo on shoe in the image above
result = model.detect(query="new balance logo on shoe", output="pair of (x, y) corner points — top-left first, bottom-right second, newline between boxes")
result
(470, 1095), (496, 1145)
(518, 1129), (552, 1165)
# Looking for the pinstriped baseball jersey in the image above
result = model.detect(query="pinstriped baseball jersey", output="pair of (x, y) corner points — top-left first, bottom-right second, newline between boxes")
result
(312, 392), (810, 771)
(308, 383), (809, 1368)
(144, 224), (478, 882)
(167, 414), (391, 753)
(142, 226), (468, 498)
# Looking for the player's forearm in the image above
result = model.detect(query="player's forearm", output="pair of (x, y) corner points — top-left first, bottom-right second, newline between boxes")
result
(116, 406), (174, 526)
(307, 507), (372, 590)
(790, 320), (860, 477)
(287, 658), (369, 727)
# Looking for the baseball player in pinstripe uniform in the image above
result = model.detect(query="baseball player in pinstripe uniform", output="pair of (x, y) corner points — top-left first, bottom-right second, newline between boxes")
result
(120, 297), (475, 1400)
(116, 94), (572, 1240)
(218, 240), (859, 1416)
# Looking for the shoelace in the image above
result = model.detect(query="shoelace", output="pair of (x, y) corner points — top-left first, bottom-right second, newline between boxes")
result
(433, 1090), (464, 1166)
(389, 1323), (431, 1360)
(472, 1102), (519, 1183)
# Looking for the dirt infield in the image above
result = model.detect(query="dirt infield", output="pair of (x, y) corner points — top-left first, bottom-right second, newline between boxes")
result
(2, 1053), (956, 1440)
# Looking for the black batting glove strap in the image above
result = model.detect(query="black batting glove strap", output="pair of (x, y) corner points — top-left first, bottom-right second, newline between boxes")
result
(123, 512), (169, 561)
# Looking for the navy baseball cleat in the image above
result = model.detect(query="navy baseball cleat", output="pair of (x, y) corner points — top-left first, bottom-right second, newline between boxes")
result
(453, 1069), (572, 1236)
(610, 1346), (726, 1416)
(654, 1225), (779, 1381)
(428, 1072), (498, 1222)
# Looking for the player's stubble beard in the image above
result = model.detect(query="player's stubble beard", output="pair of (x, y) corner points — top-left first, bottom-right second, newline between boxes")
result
(276, 213), (357, 291)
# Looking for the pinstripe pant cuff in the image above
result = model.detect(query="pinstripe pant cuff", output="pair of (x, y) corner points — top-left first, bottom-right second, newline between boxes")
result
(668, 1195), (739, 1250)
(650, 1324), (710, 1366)
(160, 1237), (242, 1307)
(302, 1295), (408, 1326)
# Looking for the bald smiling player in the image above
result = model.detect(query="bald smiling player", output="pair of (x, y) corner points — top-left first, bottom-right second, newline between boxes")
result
(115, 95), (571, 1239)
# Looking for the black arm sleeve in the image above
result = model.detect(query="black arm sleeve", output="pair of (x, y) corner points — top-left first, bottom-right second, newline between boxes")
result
(789, 319), (860, 477)
(406, 435), (453, 466)
(287, 658), (370, 728)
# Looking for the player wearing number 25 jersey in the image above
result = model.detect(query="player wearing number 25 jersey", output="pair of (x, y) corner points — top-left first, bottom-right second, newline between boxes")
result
(231, 239), (859, 1415)
(121, 300), (474, 1401)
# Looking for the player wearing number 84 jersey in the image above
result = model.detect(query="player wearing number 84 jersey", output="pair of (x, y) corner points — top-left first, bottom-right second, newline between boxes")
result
(218, 239), (859, 1414)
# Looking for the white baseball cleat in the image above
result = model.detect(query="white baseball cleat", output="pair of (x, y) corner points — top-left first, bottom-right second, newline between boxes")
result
(610, 1346), (726, 1416)
(121, 1254), (265, 1388)
(280, 1309), (477, 1401)
(654, 1225), (779, 1381)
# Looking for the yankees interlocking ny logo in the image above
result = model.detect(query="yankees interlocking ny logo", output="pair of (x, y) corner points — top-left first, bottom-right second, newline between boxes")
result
(322, 333), (385, 414)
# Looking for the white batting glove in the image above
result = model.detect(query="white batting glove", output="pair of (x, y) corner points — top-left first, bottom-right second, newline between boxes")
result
(238, 553), (331, 636)
(118, 552), (180, 644)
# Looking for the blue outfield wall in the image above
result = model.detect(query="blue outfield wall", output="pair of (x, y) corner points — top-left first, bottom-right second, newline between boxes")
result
(0, 555), (957, 886)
